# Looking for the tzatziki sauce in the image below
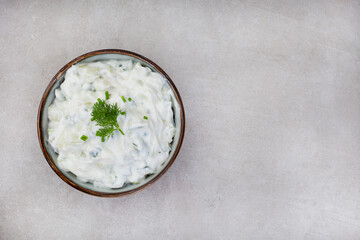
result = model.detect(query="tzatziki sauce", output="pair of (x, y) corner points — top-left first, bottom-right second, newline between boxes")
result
(47, 60), (176, 188)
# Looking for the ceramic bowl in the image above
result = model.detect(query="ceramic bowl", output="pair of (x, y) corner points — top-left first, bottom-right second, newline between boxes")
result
(37, 49), (185, 197)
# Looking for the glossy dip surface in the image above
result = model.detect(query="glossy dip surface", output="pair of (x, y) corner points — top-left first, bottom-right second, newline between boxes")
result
(47, 60), (176, 188)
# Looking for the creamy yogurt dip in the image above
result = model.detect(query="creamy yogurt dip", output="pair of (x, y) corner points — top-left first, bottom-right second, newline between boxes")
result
(47, 60), (176, 188)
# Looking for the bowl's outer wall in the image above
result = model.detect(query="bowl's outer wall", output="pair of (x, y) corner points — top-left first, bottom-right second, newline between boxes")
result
(37, 49), (185, 197)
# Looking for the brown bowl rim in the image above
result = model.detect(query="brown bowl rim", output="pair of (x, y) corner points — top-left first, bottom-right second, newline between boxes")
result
(37, 49), (185, 197)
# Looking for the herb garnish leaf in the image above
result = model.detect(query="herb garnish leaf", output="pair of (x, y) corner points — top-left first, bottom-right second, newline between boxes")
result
(80, 135), (88, 141)
(91, 98), (125, 142)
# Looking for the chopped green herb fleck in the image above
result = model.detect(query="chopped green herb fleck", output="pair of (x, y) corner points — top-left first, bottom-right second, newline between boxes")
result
(105, 91), (109, 100)
(132, 143), (139, 151)
(143, 116), (148, 120)
(80, 135), (88, 141)
(128, 98), (132, 101)
(121, 96), (126, 102)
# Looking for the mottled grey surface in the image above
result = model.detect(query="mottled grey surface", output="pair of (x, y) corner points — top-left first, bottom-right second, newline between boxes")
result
(1, 0), (360, 239)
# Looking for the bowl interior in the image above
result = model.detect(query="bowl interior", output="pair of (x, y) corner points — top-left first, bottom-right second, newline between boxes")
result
(40, 53), (183, 195)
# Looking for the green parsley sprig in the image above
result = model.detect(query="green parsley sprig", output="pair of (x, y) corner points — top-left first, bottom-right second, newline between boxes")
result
(91, 97), (125, 142)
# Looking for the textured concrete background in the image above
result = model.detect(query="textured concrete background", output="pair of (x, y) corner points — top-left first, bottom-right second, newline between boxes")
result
(1, 0), (360, 239)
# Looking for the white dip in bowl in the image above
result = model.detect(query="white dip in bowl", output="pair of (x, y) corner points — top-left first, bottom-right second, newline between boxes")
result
(47, 60), (176, 188)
